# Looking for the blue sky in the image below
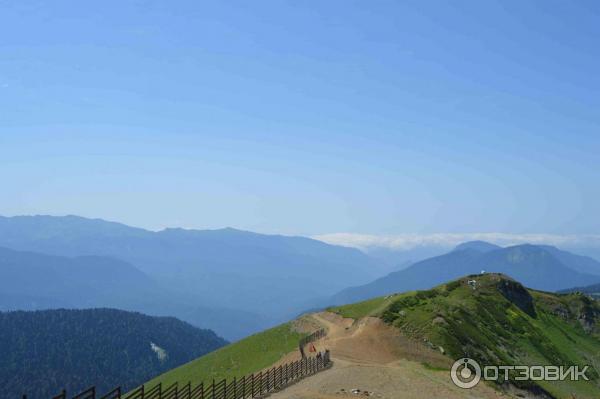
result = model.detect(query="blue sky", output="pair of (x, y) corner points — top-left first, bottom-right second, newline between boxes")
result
(1, 1), (599, 235)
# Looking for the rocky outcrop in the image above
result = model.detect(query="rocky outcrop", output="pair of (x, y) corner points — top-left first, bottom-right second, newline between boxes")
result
(496, 279), (537, 317)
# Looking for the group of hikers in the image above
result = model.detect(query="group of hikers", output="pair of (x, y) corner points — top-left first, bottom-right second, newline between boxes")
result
(300, 342), (329, 361)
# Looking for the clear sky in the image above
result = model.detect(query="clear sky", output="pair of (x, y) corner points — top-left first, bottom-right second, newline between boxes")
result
(1, 0), (599, 235)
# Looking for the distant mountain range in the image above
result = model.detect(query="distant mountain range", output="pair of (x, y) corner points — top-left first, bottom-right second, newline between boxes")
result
(0, 246), (267, 341)
(330, 241), (600, 305)
(0, 246), (155, 308)
(0, 215), (385, 339)
(559, 281), (600, 297)
(1, 308), (226, 398)
(317, 234), (600, 272)
(3, 215), (599, 341)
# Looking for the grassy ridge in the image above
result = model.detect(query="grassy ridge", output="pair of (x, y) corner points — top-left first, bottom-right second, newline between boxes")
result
(332, 273), (600, 398)
(329, 295), (397, 319)
(142, 323), (305, 390)
(144, 273), (600, 398)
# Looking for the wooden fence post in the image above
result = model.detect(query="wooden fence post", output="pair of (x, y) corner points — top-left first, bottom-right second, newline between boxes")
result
(259, 371), (263, 395)
(278, 365), (283, 388)
(292, 361), (296, 380)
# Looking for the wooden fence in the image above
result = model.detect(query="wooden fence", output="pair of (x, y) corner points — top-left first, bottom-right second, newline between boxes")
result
(32, 330), (330, 399)
(298, 328), (325, 358)
(41, 352), (330, 399)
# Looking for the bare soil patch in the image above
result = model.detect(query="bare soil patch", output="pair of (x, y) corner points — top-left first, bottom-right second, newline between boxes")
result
(268, 312), (514, 399)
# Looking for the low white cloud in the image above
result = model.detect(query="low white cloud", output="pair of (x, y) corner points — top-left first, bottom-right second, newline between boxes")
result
(312, 233), (600, 251)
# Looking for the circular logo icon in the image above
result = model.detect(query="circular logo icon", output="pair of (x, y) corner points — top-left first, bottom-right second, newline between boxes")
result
(451, 358), (481, 389)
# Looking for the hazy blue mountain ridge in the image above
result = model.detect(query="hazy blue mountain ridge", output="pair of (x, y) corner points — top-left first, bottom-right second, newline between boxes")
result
(330, 242), (600, 305)
(453, 240), (501, 253)
(0, 215), (385, 338)
(0, 245), (265, 340)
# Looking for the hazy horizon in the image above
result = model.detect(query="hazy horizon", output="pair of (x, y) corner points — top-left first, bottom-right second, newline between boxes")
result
(2, 214), (600, 255)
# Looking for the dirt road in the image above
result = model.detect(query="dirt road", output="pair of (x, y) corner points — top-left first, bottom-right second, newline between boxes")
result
(269, 312), (511, 399)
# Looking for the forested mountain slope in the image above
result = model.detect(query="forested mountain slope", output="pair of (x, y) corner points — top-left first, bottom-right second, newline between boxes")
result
(1, 308), (226, 398)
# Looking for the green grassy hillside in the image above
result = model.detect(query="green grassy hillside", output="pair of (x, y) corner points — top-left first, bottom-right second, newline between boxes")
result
(331, 273), (600, 399)
(141, 322), (305, 390)
(142, 273), (600, 398)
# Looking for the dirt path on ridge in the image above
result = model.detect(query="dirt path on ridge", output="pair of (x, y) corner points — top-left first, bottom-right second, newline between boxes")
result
(268, 312), (514, 399)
